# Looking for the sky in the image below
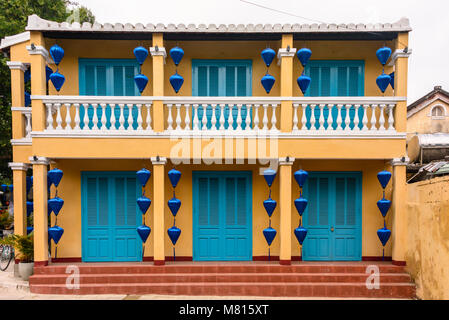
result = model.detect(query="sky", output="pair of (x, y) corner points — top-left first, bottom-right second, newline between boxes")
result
(74, 0), (449, 103)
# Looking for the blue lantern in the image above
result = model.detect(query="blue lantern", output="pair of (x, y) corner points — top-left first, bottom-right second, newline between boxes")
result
(168, 169), (182, 189)
(377, 227), (391, 247)
(24, 69), (31, 83)
(8, 185), (13, 193)
(168, 197), (181, 217)
(170, 72), (184, 93)
(377, 171), (392, 189)
(294, 170), (308, 188)
(25, 92), (31, 107)
(294, 226), (308, 245)
(263, 227), (277, 246)
(26, 176), (33, 194)
(263, 169), (277, 188)
(263, 198), (277, 218)
(48, 168), (64, 188)
(389, 72), (395, 89)
(297, 75), (311, 94)
(134, 74), (149, 93)
(137, 168), (151, 187)
(27, 227), (34, 235)
(48, 225), (64, 244)
(46, 66), (54, 82)
(50, 72), (66, 92)
(170, 46), (184, 66)
(261, 73), (275, 94)
(376, 72), (391, 93)
(137, 196), (152, 215)
(49, 44), (65, 66)
(297, 48), (312, 67)
(48, 197), (64, 216)
(137, 225), (151, 243)
(376, 46), (392, 66)
(26, 201), (33, 217)
(1, 184), (7, 193)
(377, 198), (391, 218)
(133, 46), (149, 65)
(168, 226), (182, 245)
(294, 197), (308, 216)
(261, 48), (276, 67)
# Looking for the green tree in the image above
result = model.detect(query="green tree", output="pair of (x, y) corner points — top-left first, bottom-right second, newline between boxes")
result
(0, 0), (95, 184)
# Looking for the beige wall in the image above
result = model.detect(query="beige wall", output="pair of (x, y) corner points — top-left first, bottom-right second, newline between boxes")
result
(407, 98), (449, 139)
(406, 176), (449, 299)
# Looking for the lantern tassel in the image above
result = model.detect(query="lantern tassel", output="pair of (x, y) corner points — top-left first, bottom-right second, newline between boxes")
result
(173, 247), (176, 262)
(268, 247), (270, 261)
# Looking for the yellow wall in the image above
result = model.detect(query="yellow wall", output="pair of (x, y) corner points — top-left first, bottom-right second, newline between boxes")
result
(406, 176), (449, 299)
(52, 159), (391, 259)
(407, 98), (449, 139)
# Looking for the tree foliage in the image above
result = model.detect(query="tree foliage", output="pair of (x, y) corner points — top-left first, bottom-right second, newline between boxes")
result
(0, 0), (95, 184)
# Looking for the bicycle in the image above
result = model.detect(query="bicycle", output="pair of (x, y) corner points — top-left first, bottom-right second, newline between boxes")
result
(0, 236), (15, 271)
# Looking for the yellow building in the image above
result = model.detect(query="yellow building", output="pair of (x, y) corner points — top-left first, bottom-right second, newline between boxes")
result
(0, 15), (415, 296)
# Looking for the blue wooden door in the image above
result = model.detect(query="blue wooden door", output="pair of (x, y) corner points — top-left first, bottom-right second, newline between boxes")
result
(302, 172), (362, 261)
(192, 60), (252, 129)
(193, 171), (252, 261)
(81, 172), (142, 262)
(305, 60), (365, 130)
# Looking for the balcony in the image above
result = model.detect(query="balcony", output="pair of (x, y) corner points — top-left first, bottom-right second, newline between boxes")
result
(30, 95), (405, 139)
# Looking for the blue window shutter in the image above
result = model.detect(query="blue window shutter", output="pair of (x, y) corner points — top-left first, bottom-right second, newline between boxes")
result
(225, 177), (235, 225)
(113, 66), (124, 96)
(126, 177), (137, 226)
(87, 177), (98, 226)
(319, 178), (329, 225)
(307, 177), (318, 226)
(198, 178), (209, 225)
(115, 177), (125, 226)
(209, 178), (219, 225)
(236, 177), (246, 225)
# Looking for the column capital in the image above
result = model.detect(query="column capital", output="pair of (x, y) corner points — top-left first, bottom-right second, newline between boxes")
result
(8, 162), (30, 171)
(150, 46), (167, 63)
(26, 45), (54, 64)
(391, 157), (409, 167)
(6, 61), (29, 73)
(388, 48), (413, 67)
(29, 156), (50, 165)
(151, 156), (167, 165)
(279, 157), (295, 166)
(277, 47), (297, 66)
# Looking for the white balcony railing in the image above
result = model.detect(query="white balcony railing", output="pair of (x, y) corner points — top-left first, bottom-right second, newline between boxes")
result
(11, 107), (32, 145)
(32, 96), (405, 137)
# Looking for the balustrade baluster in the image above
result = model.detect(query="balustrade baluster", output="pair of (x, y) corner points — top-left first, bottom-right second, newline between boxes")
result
(293, 104), (299, 131)
(146, 104), (152, 131)
(271, 104), (278, 131)
(92, 104), (99, 130)
(137, 104), (143, 131)
(201, 104), (208, 131)
(310, 104), (317, 131)
(254, 104), (260, 131)
(175, 104), (182, 131)
(262, 104), (268, 131)
(211, 104), (217, 131)
(46, 103), (54, 130)
(55, 103), (63, 130)
(361, 104), (369, 132)
(318, 104), (325, 131)
(344, 104), (351, 132)
(167, 104), (173, 131)
(219, 104), (225, 131)
(236, 104), (243, 131)
(336, 104), (343, 131)
(64, 103), (71, 131)
(118, 104), (125, 131)
(25, 113), (31, 138)
(100, 103), (107, 131)
(370, 104), (378, 131)
(184, 104), (191, 131)
(228, 104), (234, 130)
(74, 104), (80, 131)
(193, 104), (199, 131)
(353, 104), (361, 131)
(379, 104), (386, 131)
(387, 104), (396, 131)
(245, 104), (252, 131)
(301, 104), (308, 131)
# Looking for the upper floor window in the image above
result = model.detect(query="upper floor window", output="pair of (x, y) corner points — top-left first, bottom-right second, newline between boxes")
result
(431, 106), (445, 118)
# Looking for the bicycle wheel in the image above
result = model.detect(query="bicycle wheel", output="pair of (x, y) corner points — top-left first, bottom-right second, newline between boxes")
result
(0, 245), (14, 271)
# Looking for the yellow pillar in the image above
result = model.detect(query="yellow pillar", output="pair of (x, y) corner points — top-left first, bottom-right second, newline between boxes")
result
(152, 156), (167, 265)
(393, 32), (410, 134)
(151, 33), (165, 133)
(30, 157), (49, 266)
(29, 31), (48, 132)
(7, 62), (27, 139)
(8, 163), (30, 236)
(279, 34), (295, 133)
(391, 158), (408, 265)
(279, 157), (295, 265)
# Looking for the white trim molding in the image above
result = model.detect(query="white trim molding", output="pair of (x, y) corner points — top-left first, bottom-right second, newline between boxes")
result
(0, 31), (30, 50)
(150, 46), (167, 64)
(388, 48), (412, 66)
(391, 157), (409, 166)
(151, 156), (167, 165)
(29, 156), (50, 165)
(8, 162), (30, 171)
(11, 138), (32, 146)
(279, 157), (295, 166)
(277, 47), (297, 66)
(6, 61), (29, 73)
(26, 45), (54, 64)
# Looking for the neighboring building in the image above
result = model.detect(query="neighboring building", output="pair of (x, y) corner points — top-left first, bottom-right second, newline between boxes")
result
(0, 15), (415, 297)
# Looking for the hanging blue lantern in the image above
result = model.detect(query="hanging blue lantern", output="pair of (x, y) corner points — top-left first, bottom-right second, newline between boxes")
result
(294, 197), (308, 216)
(168, 197), (181, 217)
(377, 227), (391, 247)
(389, 72), (395, 89)
(137, 225), (151, 243)
(48, 197), (64, 216)
(297, 48), (312, 67)
(294, 170), (308, 188)
(48, 168), (64, 188)
(263, 198), (277, 218)
(263, 227), (277, 246)
(137, 168), (151, 187)
(376, 46), (392, 66)
(25, 92), (31, 107)
(26, 176), (33, 194)
(137, 196), (152, 215)
(170, 72), (184, 93)
(376, 72), (391, 93)
(50, 72), (66, 92)
(1, 184), (7, 192)
(46, 66), (54, 83)
(134, 74), (149, 93)
(168, 169), (182, 189)
(297, 75), (311, 95)
(261, 73), (275, 94)
(27, 226), (34, 235)
(261, 48), (276, 67)
(26, 201), (33, 217)
(377, 198), (392, 218)
(263, 169), (277, 188)
(24, 69), (31, 83)
(49, 44), (65, 66)
(48, 225), (64, 244)
(294, 226), (308, 245)
(167, 226), (181, 245)
(170, 46), (184, 66)
(133, 46), (149, 65)
(377, 171), (392, 189)
(8, 185), (13, 193)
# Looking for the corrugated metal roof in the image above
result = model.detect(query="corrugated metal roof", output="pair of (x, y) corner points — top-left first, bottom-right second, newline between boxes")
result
(24, 14), (412, 34)
(435, 163), (449, 175)
(416, 133), (449, 148)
